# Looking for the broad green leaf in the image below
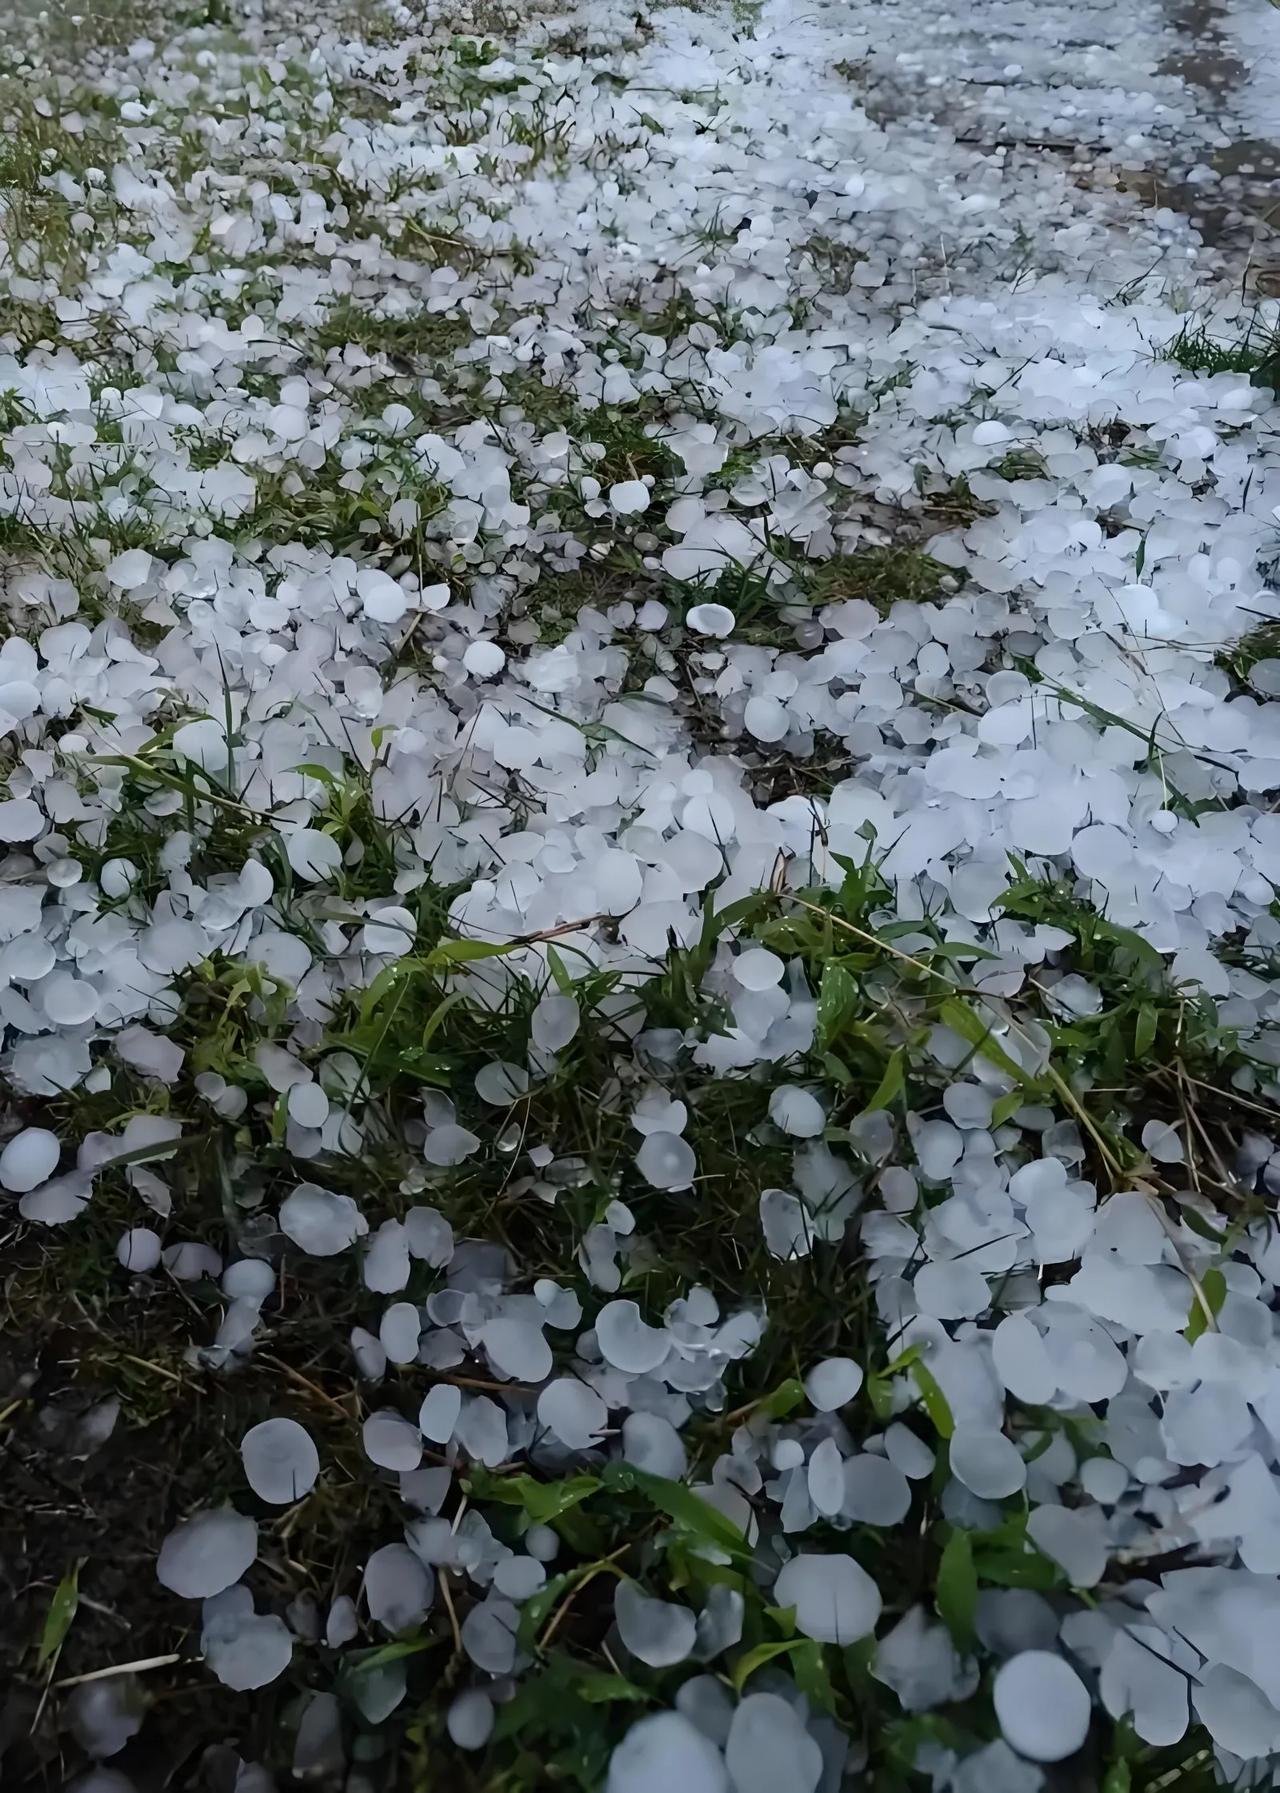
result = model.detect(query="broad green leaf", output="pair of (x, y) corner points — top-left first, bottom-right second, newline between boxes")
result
(468, 1471), (601, 1525)
(938, 998), (1031, 1087)
(427, 937), (517, 965)
(911, 1361), (955, 1439)
(1185, 1266), (1227, 1342)
(816, 964), (858, 1050)
(731, 1637), (811, 1691)
(602, 1463), (750, 1559)
(759, 1377), (805, 1421)
(936, 1530), (976, 1647)
(859, 1047), (905, 1116)
(575, 1668), (650, 1705)
(1133, 1003), (1158, 1057)
(37, 1566), (79, 1669)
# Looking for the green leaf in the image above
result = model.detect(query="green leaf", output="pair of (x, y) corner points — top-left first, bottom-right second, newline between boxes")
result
(427, 937), (516, 966)
(1185, 1266), (1227, 1342)
(859, 1047), (905, 1116)
(911, 1361), (955, 1439)
(1102, 1762), (1132, 1793)
(1133, 1002), (1158, 1057)
(467, 1470), (601, 1525)
(936, 1530), (977, 1647)
(602, 1464), (750, 1560)
(990, 1089), (1024, 1127)
(37, 1566), (80, 1670)
(759, 1377), (805, 1421)
(731, 1638), (812, 1691)
(816, 964), (859, 1050)
(938, 998), (1032, 1088)
(575, 1668), (650, 1705)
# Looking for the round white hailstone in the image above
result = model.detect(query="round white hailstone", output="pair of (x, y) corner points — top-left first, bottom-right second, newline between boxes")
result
(725, 1693), (823, 1793)
(423, 1122), (481, 1166)
(116, 1227), (162, 1272)
(992, 1312), (1057, 1405)
(950, 1428), (1027, 1500)
(326, 1595), (359, 1648)
(1141, 1119), (1184, 1165)
(494, 1555), (546, 1601)
(732, 947), (783, 991)
(106, 548), (152, 589)
(686, 603), (735, 637)
(744, 694), (789, 742)
(596, 1300), (671, 1374)
(0, 797), (43, 841)
(364, 1220), (411, 1296)
(636, 1131), (696, 1191)
(914, 1259), (991, 1321)
(404, 1206), (454, 1266)
(201, 1588), (293, 1691)
(774, 1553), (881, 1644)
(288, 1081), (329, 1129)
(278, 1183), (367, 1256)
(223, 1260), (275, 1303)
(525, 1524), (560, 1563)
(532, 992), (580, 1052)
(1026, 1505), (1107, 1588)
(623, 1412), (688, 1479)
(362, 1410), (423, 1472)
(808, 1438), (845, 1516)
(538, 1377), (608, 1449)
(157, 1509), (257, 1599)
(380, 1302), (422, 1365)
(356, 567), (410, 624)
(606, 1712), (730, 1793)
(447, 1689), (495, 1751)
(804, 1357), (863, 1412)
(0, 1127), (59, 1192)
(609, 480), (650, 515)
(475, 1060), (530, 1105)
(285, 827), (342, 883)
(759, 1187), (814, 1262)
(1193, 1663), (1280, 1757)
(768, 1086), (825, 1138)
(884, 1423), (936, 1481)
(419, 1383), (462, 1444)
(241, 1418), (319, 1504)
(66, 1678), (143, 1757)
(463, 640), (506, 679)
(993, 1651), (1091, 1762)
(615, 1580), (697, 1668)
(482, 1315), (553, 1383)
(1080, 1457), (1128, 1505)
(460, 1596), (520, 1673)
(843, 1455), (912, 1526)
(363, 1543), (434, 1632)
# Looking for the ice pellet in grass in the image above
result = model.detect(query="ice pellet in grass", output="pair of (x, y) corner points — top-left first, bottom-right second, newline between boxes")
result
(201, 1586), (293, 1691)
(157, 1510), (257, 1600)
(0, 1127), (59, 1192)
(240, 1418), (320, 1504)
(994, 1652), (1092, 1761)
(596, 1301), (671, 1374)
(605, 1712), (730, 1793)
(614, 1580), (697, 1667)
(725, 1693), (824, 1793)
(803, 1357), (863, 1411)
(278, 1183), (367, 1256)
(773, 1554), (882, 1644)
(635, 1130), (696, 1190)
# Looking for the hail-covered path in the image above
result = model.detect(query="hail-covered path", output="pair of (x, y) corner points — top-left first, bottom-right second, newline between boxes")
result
(5, 0), (1280, 1784)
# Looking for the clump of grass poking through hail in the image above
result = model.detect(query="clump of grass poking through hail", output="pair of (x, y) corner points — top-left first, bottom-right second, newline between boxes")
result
(3, 0), (1280, 1787)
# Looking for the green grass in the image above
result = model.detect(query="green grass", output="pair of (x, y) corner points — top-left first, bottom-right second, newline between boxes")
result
(1163, 317), (1280, 387)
